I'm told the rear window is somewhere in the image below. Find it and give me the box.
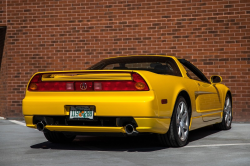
[87,56,182,77]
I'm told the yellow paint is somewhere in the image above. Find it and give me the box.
[42,73,133,81]
[24,116,34,128]
[202,112,222,122]
[135,118,171,134]
[46,125,126,133]
[189,118,192,130]
[22,55,231,134]
[196,82,222,120]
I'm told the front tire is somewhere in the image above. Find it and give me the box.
[44,131,76,143]
[158,96,190,147]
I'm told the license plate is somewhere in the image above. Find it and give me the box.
[69,106,94,120]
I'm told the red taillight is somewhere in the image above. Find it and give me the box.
[28,74,41,91]
[132,73,148,90]
[30,81,73,91]
[30,74,42,83]
[28,72,149,91]
[132,73,145,82]
[92,73,149,91]
[94,81,136,91]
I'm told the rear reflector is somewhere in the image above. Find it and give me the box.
[161,99,168,104]
[28,72,149,91]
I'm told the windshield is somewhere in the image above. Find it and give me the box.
[87,56,182,77]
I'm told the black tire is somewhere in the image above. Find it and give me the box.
[214,94,232,130]
[44,131,76,143]
[158,96,190,147]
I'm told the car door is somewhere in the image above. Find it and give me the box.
[196,81,222,121]
[179,60,222,122]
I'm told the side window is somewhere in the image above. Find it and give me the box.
[178,59,210,83]
[182,65,202,82]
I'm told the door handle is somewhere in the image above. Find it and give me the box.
[198,83,200,86]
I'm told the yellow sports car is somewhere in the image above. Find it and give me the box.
[22,55,232,147]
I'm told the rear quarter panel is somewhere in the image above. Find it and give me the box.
[214,83,232,111]
[135,71,200,119]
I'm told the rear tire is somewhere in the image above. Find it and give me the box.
[44,131,76,143]
[158,96,190,147]
[214,95,232,130]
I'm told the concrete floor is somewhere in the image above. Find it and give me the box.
[0,119,250,166]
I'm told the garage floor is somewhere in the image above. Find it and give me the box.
[0,119,249,166]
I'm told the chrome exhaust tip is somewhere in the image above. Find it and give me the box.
[36,121,45,131]
[125,124,137,135]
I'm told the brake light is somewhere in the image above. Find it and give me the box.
[30,74,42,83]
[92,73,149,91]
[28,74,41,91]
[28,72,149,91]
[94,81,135,91]
[132,73,148,91]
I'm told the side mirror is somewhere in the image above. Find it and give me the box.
[210,75,222,84]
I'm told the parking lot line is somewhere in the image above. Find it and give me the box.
[8,120,26,126]
[7,120,250,149]
[185,143,250,148]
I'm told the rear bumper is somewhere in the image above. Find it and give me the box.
[24,116,170,134]
[22,91,158,117]
[23,91,171,134]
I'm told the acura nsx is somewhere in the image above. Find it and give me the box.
[22,55,232,147]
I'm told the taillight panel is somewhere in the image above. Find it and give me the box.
[28,72,149,91]
[94,81,136,91]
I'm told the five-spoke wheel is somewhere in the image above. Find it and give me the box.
[176,101,189,141]
[224,97,232,128]
[158,96,190,147]
[214,94,232,130]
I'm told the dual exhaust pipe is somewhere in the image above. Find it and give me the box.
[124,124,138,135]
[36,121,46,131]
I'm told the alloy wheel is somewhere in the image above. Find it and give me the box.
[224,97,232,127]
[176,101,189,141]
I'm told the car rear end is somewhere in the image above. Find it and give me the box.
[22,70,168,135]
